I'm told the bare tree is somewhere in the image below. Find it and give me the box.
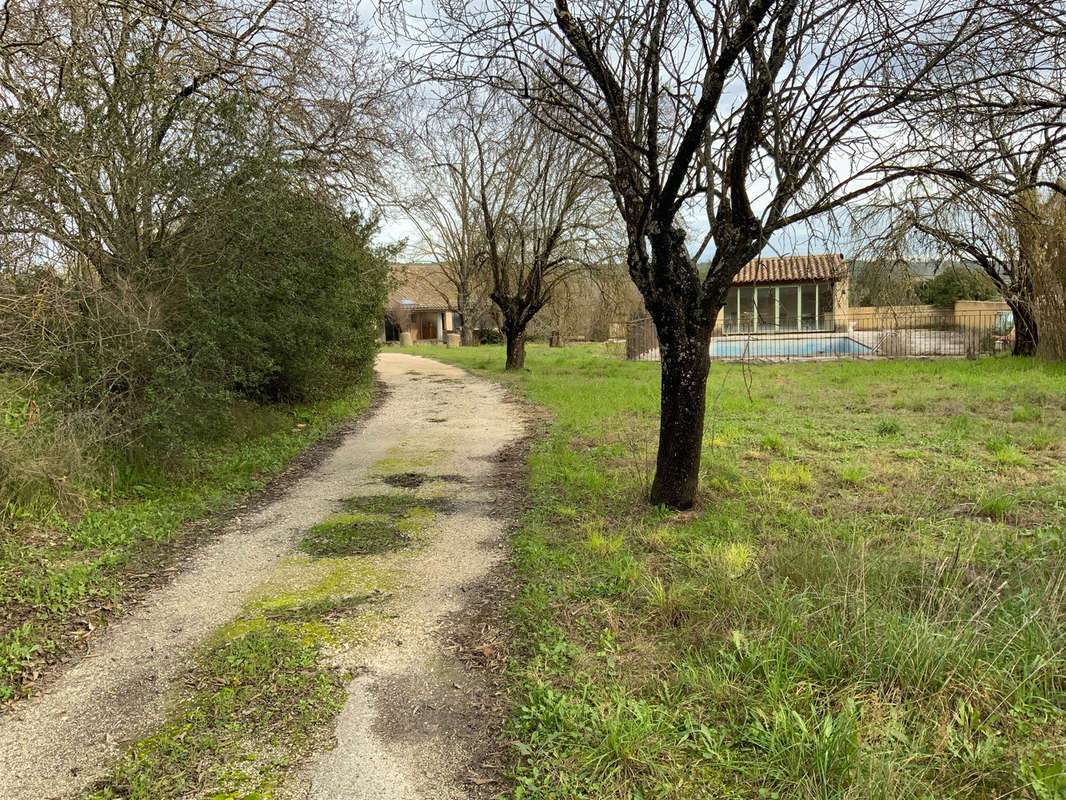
[402,0,1062,507]
[856,75,1066,356]
[531,268,640,341]
[400,103,494,346]
[0,0,400,287]
[473,101,612,369]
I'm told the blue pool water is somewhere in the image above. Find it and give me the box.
[711,336,872,358]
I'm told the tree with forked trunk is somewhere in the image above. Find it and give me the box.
[400,0,1065,507]
[451,96,613,369]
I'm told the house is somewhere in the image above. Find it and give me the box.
[717,253,850,334]
[385,264,461,342]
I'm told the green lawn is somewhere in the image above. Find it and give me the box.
[398,343,1066,800]
[0,373,375,702]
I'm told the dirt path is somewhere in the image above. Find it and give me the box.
[0,353,525,800]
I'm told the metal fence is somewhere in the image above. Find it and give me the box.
[625,308,1016,362]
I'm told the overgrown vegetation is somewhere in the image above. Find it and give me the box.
[0,376,375,702]
[299,493,447,557]
[1,168,391,450]
[0,4,395,699]
[915,268,1000,307]
[405,343,1066,799]
[1,0,398,447]
[0,25,393,701]
[82,545,398,799]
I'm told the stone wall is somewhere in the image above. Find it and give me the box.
[845,300,1010,331]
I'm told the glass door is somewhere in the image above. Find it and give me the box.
[755,287,776,332]
[778,286,799,331]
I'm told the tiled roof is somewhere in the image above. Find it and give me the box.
[388,264,456,311]
[732,253,847,285]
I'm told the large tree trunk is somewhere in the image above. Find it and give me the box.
[458,306,476,346]
[648,322,712,509]
[1007,297,1038,356]
[504,326,527,369]
[457,290,477,346]
[639,230,723,509]
[460,322,476,347]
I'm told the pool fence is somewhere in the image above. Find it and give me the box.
[625,305,1016,362]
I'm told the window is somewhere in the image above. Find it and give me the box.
[738,287,756,333]
[755,287,775,330]
[818,286,834,330]
[723,282,835,334]
[779,286,799,330]
[724,287,739,332]
[800,284,818,330]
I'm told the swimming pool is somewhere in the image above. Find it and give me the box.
[710,335,873,358]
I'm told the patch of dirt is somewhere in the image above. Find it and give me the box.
[341,494,455,515]
[434,473,470,484]
[382,471,431,488]
[436,563,519,797]
[381,471,474,489]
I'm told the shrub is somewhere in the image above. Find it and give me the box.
[915,268,999,306]
[177,175,391,406]
[0,172,391,452]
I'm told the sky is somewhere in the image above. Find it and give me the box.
[375,198,852,265]
[361,1,941,268]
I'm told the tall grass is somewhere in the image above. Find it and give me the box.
[0,370,376,701]
[403,343,1066,799]
[1,382,97,522]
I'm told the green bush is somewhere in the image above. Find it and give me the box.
[915,268,999,306]
[176,175,391,407]
[0,168,391,451]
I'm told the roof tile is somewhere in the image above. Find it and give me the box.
[732,254,846,285]
[388,264,456,310]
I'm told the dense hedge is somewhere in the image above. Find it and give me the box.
[914,269,998,306]
[1,172,391,451]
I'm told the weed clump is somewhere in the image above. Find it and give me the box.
[876,418,902,436]
[382,471,429,488]
[974,490,1019,519]
[84,629,345,799]
[300,493,449,557]
[300,515,409,557]
[1011,404,1042,423]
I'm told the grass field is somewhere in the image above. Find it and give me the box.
[0,373,376,703]
[398,344,1066,800]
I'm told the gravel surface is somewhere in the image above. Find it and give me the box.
[0,352,525,800]
[285,353,525,800]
